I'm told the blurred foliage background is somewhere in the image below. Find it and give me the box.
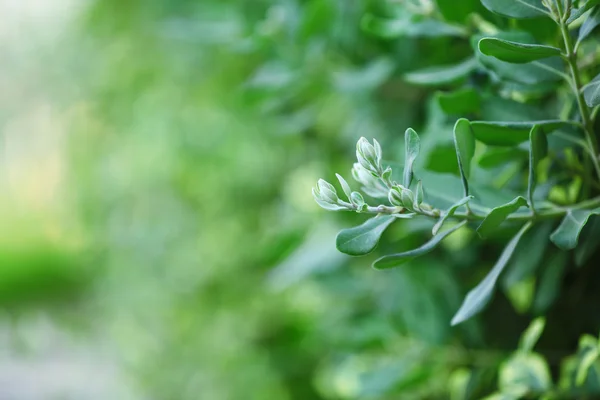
[2,0,598,399]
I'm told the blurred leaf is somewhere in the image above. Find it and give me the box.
[373,221,467,269]
[519,317,546,352]
[476,197,528,238]
[404,58,477,86]
[336,215,396,256]
[568,1,600,23]
[583,72,600,107]
[436,0,479,22]
[503,222,553,287]
[533,251,567,313]
[575,217,600,266]
[479,37,561,63]
[550,209,600,250]
[578,7,600,44]
[469,120,570,146]
[404,128,421,188]
[478,147,528,169]
[528,125,548,211]
[453,119,475,196]
[361,14,465,38]
[451,222,532,325]
[432,196,473,235]
[481,0,549,18]
[499,353,552,397]
[437,88,481,115]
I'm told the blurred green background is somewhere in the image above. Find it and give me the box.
[0,0,531,399]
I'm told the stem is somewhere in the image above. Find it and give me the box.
[559,20,600,184]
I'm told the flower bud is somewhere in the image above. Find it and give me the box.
[356,137,381,174]
[350,191,365,207]
[317,179,339,203]
[388,187,403,207]
[388,185,414,209]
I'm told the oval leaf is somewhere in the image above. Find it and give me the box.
[437,88,481,115]
[404,57,477,86]
[550,208,600,250]
[404,128,420,188]
[478,37,561,64]
[470,120,570,146]
[451,222,532,325]
[477,196,528,238]
[336,215,396,256]
[453,118,475,196]
[373,220,467,269]
[481,0,548,19]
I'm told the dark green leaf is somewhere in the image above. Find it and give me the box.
[578,7,600,44]
[477,196,528,238]
[575,218,600,266]
[432,196,473,235]
[436,0,479,22]
[533,251,567,313]
[528,125,548,211]
[503,222,553,287]
[550,208,600,250]
[584,72,600,107]
[479,38,561,64]
[373,221,467,269]
[361,14,465,39]
[481,0,549,19]
[336,215,396,256]
[453,119,475,196]
[470,120,570,146]
[519,317,545,352]
[404,128,420,188]
[451,222,532,325]
[436,88,481,115]
[404,58,477,86]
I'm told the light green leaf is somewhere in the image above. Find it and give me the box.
[414,180,424,208]
[404,128,420,188]
[576,347,600,386]
[477,196,528,238]
[584,72,600,107]
[550,208,600,250]
[336,173,352,202]
[336,215,396,256]
[432,196,473,235]
[578,7,600,44]
[373,220,467,269]
[436,88,481,115]
[481,0,549,19]
[528,125,548,211]
[404,58,477,86]
[568,0,600,24]
[499,353,552,396]
[451,222,532,325]
[453,119,475,197]
[470,120,570,146]
[361,14,465,39]
[479,38,561,64]
[519,317,546,352]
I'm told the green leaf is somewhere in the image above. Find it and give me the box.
[432,196,473,235]
[404,128,420,188]
[503,222,553,287]
[404,58,477,86]
[414,180,424,208]
[499,353,552,396]
[575,218,600,266]
[481,0,549,19]
[528,125,548,211]
[550,208,600,250]
[336,215,396,256]
[470,120,570,146]
[519,317,546,352]
[373,220,467,269]
[436,88,481,115]
[361,14,465,39]
[478,147,528,169]
[453,119,475,197]
[451,222,532,325]
[477,197,528,238]
[584,72,600,107]
[578,7,600,44]
[568,1,600,24]
[479,38,561,64]
[576,347,600,386]
[436,0,479,22]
